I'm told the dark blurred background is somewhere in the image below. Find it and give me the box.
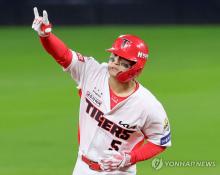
[1,0,220,25]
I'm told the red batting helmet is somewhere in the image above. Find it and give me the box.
[107,34,149,83]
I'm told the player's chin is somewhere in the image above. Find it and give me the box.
[109,68,119,77]
[108,67,119,77]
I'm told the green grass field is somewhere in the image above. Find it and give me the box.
[0,25,219,175]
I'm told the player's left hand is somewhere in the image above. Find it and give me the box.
[99,150,132,171]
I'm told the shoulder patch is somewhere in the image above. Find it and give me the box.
[163,118,170,132]
[76,52,85,62]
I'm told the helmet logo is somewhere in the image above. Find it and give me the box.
[137,51,148,59]
[121,38,131,48]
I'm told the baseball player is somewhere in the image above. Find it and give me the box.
[32,7,171,175]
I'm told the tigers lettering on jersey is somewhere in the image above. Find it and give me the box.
[85,98,135,140]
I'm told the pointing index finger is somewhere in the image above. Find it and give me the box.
[33,7,39,18]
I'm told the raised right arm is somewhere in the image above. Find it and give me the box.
[40,34,72,68]
[32,7,72,68]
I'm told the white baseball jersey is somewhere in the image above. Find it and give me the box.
[64,51,171,175]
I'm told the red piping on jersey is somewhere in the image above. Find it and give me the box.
[77,89,82,145]
[78,89,82,98]
[78,124,80,145]
[40,34,72,68]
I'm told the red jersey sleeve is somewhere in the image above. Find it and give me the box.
[40,34,72,68]
[130,141,166,164]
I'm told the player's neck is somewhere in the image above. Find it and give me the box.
[109,76,136,97]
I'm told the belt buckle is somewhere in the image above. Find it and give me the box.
[89,161,101,171]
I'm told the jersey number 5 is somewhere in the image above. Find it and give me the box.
[109,139,122,151]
